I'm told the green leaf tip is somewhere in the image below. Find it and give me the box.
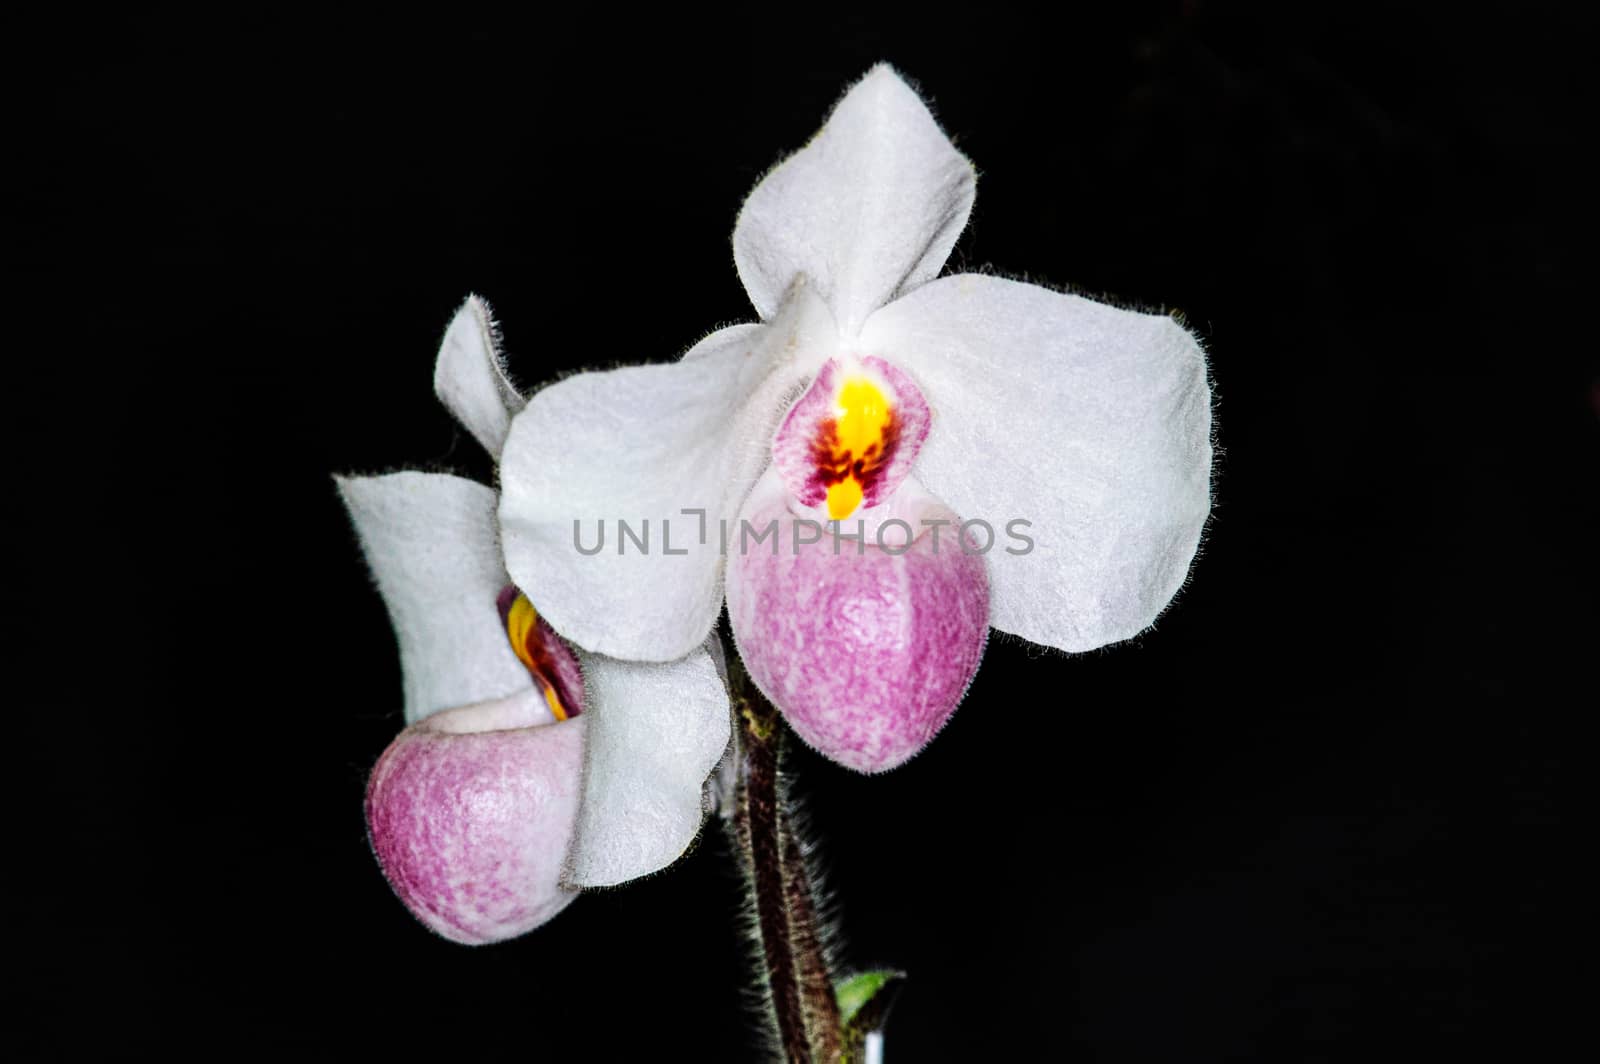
[835,969,906,1028]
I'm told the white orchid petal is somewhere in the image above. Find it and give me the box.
[434,294,524,456]
[337,471,527,722]
[563,643,732,888]
[499,283,837,662]
[734,64,975,336]
[860,275,1213,652]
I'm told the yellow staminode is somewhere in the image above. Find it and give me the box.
[825,376,893,520]
[504,592,571,722]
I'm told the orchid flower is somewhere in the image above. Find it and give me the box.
[496,66,1214,774]
[337,298,733,942]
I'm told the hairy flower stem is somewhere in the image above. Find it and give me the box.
[734,692,844,1062]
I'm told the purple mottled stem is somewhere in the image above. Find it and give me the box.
[735,694,843,1062]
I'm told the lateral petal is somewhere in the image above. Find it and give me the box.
[562,644,732,888]
[498,283,837,661]
[860,274,1213,651]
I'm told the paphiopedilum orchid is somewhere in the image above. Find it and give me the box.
[497,66,1214,772]
[338,298,732,943]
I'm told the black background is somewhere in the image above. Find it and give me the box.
[19,6,1592,1060]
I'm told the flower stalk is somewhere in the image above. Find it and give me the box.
[729,668,909,1062]
[734,688,844,1061]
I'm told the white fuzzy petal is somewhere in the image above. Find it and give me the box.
[733,64,975,336]
[563,643,732,888]
[433,294,524,457]
[498,282,837,662]
[336,471,527,722]
[860,275,1214,652]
